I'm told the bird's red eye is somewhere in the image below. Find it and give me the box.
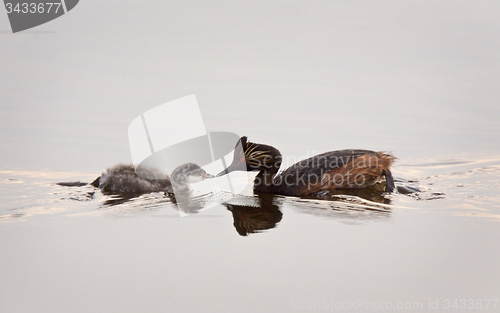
[240,157,244,163]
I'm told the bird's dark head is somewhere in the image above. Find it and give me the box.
[217,136,282,177]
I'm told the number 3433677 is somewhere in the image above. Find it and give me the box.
[5,2,63,14]
[443,299,498,310]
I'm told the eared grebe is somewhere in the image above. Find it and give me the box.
[217,137,396,196]
[91,163,213,194]
[170,162,214,193]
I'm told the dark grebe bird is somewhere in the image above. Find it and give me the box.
[91,163,213,194]
[217,137,396,196]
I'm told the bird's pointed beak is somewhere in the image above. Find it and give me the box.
[204,172,215,179]
[216,167,231,177]
[216,162,243,177]
[216,170,227,177]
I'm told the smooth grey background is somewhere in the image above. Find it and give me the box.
[1,3,500,313]
[1,1,499,173]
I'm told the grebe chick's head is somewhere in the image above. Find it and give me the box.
[216,136,282,177]
[170,163,214,192]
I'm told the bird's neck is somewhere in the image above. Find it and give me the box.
[253,160,282,194]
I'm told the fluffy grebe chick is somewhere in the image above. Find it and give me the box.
[91,163,213,194]
[170,163,214,193]
[217,137,396,196]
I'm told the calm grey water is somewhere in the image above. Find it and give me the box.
[1,2,500,312]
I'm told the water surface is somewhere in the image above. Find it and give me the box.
[1,156,499,312]
[1,1,500,312]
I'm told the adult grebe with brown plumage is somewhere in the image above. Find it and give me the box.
[217,137,396,196]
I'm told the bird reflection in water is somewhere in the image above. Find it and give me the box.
[305,183,392,204]
[287,194,392,222]
[82,149,397,230]
[224,193,283,236]
[224,189,393,236]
